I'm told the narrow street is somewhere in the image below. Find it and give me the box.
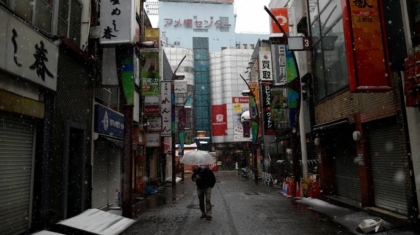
[122,171,353,235]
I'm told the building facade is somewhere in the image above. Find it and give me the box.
[267,0,419,220]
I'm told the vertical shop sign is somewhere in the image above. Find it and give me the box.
[262,83,275,135]
[161,81,172,136]
[212,104,227,136]
[342,0,391,92]
[271,44,287,85]
[100,0,135,44]
[259,51,273,82]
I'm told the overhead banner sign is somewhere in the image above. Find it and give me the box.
[259,51,273,82]
[212,104,227,136]
[0,7,58,91]
[342,0,392,92]
[100,0,135,44]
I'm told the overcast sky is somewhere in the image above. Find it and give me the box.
[234,0,271,34]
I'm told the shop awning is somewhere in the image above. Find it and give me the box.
[312,117,350,131]
[98,135,124,148]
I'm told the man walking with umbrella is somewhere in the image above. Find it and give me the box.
[191,165,216,220]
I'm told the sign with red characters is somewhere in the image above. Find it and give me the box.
[342,0,392,92]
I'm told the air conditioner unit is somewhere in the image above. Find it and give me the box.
[174,41,180,46]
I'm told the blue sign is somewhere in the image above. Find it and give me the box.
[94,104,124,138]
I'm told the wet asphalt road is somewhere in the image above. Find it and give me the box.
[121,171,353,235]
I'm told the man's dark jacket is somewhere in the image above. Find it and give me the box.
[191,167,216,189]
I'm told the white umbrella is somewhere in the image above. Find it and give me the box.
[180,150,216,165]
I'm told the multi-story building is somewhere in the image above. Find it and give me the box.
[157,0,269,170]
[0,0,94,233]
[268,0,419,221]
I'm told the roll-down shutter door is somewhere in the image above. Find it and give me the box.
[368,118,407,215]
[0,115,34,235]
[334,139,361,201]
[92,140,121,209]
[93,141,109,209]
[107,147,121,205]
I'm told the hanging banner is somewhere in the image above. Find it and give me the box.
[160,81,172,136]
[118,46,135,105]
[212,104,227,136]
[342,0,392,92]
[286,46,298,129]
[100,0,135,44]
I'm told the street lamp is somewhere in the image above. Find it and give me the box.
[240,74,259,183]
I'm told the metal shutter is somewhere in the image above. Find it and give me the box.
[92,141,109,209]
[368,119,407,215]
[0,115,34,235]
[107,147,121,206]
[334,138,361,201]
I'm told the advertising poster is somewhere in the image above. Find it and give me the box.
[212,104,227,136]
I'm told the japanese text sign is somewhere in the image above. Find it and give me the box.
[100,0,135,44]
[160,81,172,136]
[342,0,392,92]
[0,8,58,91]
[259,51,273,82]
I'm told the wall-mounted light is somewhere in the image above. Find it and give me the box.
[314,136,320,146]
[353,131,361,142]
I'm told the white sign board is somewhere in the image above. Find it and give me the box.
[174,80,187,93]
[259,51,273,82]
[0,7,58,91]
[146,133,161,147]
[160,81,172,136]
[100,0,136,44]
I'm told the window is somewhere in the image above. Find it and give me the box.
[5,0,82,47]
[309,0,348,101]
[57,0,82,47]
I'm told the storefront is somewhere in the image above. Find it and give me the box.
[0,6,58,233]
[366,117,408,215]
[92,104,124,209]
